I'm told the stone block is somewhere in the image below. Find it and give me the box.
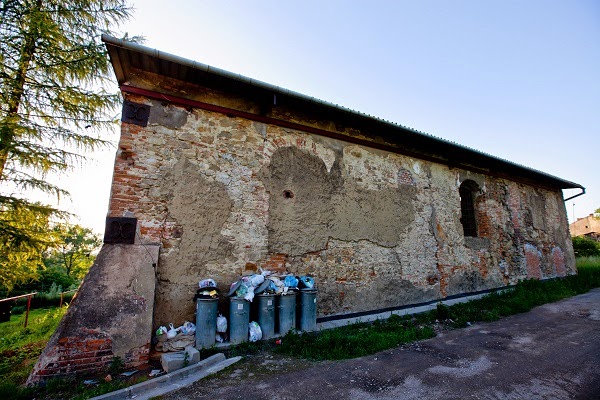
[160,346,200,373]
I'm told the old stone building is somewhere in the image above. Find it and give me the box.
[570,214,600,240]
[29,36,583,382]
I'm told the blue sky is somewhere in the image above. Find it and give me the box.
[59,0,599,233]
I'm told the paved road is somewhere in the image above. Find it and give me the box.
[166,288,600,400]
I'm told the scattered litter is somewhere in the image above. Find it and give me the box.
[104,374,112,382]
[249,321,262,342]
[217,314,228,333]
[275,339,282,345]
[149,369,163,377]
[156,326,167,336]
[180,321,196,335]
[120,370,138,377]
[83,379,99,385]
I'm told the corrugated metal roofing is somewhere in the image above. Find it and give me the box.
[102,35,583,191]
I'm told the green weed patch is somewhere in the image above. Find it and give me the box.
[277,315,435,360]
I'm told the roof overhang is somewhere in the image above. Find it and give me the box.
[102,35,584,192]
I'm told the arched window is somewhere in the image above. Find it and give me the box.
[459,180,479,237]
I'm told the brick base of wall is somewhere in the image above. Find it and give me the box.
[28,329,114,382]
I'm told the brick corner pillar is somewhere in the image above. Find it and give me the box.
[27,244,159,385]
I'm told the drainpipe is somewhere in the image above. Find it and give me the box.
[564,187,585,202]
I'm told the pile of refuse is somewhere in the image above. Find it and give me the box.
[155,321,196,352]
[227,271,315,302]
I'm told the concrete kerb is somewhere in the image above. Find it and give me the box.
[316,289,510,330]
[90,353,240,400]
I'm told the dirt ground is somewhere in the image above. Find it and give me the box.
[164,288,600,400]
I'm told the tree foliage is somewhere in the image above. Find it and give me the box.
[0,201,58,290]
[44,223,101,280]
[572,236,600,258]
[0,0,132,244]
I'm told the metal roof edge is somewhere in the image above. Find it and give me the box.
[101,35,584,191]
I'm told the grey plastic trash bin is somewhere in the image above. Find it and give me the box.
[298,289,317,332]
[256,294,275,339]
[195,298,218,348]
[277,292,296,335]
[229,297,250,344]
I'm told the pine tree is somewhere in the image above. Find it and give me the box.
[0,0,133,288]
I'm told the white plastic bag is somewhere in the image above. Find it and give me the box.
[181,321,196,335]
[156,325,168,336]
[244,285,255,302]
[249,274,265,287]
[216,314,228,333]
[249,321,262,342]
[166,323,178,339]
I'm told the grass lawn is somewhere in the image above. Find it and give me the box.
[0,307,66,399]
[1,257,598,399]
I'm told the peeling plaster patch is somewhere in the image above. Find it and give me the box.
[260,146,336,256]
[261,146,417,256]
[332,185,416,247]
[154,157,234,326]
[428,355,493,378]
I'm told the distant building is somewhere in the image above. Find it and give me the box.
[570,214,600,240]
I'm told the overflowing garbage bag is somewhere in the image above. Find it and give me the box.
[298,276,315,289]
[228,271,271,302]
[283,275,299,289]
[227,272,315,300]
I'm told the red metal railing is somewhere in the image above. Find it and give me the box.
[0,292,37,327]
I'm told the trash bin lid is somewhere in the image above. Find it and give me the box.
[254,279,272,294]
[227,280,242,297]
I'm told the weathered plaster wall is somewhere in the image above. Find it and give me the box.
[108,93,575,327]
